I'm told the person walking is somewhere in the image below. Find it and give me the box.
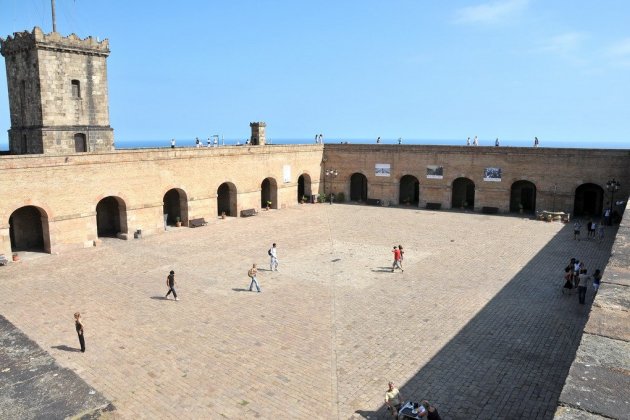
[473,135,478,146]
[398,245,405,270]
[248,263,261,292]
[170,138,175,149]
[195,137,201,148]
[577,269,590,304]
[376,136,381,144]
[392,246,403,273]
[74,312,85,353]
[573,220,582,240]
[207,137,211,147]
[534,136,539,147]
[466,137,471,146]
[269,243,279,271]
[597,222,605,243]
[165,270,178,301]
[495,138,500,146]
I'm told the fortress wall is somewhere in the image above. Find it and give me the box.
[0,145,323,254]
[324,145,630,211]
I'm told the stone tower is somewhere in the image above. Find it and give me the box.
[0,27,114,154]
[249,121,266,145]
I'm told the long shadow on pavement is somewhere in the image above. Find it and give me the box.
[373,222,616,419]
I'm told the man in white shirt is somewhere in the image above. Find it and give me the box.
[269,243,279,271]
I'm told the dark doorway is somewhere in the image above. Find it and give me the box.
[399,175,420,205]
[350,173,368,201]
[297,174,312,203]
[574,183,604,217]
[74,133,87,153]
[510,181,537,213]
[217,182,237,216]
[96,196,127,237]
[261,178,278,209]
[451,177,475,209]
[163,188,188,226]
[9,206,50,253]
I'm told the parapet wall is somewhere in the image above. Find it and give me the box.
[0,27,110,57]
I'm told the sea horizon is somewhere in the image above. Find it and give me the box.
[111,138,630,150]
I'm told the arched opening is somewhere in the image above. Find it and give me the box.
[261,178,278,209]
[217,182,237,216]
[451,177,475,209]
[163,188,189,226]
[350,173,368,202]
[297,174,312,202]
[9,206,51,253]
[399,175,420,205]
[510,181,537,213]
[96,196,127,237]
[574,183,604,217]
[74,133,87,153]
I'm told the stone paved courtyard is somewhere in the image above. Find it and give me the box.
[0,205,616,419]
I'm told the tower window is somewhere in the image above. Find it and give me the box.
[71,80,81,98]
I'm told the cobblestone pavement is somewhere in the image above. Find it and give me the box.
[0,205,616,419]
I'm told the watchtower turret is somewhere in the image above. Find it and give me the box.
[249,121,266,145]
[0,27,114,154]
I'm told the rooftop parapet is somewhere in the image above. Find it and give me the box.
[0,27,109,57]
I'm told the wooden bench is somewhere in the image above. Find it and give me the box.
[240,209,258,217]
[426,202,442,210]
[189,218,207,228]
[482,206,499,214]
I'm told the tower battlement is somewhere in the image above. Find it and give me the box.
[1,27,109,57]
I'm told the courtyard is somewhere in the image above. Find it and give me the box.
[0,204,616,419]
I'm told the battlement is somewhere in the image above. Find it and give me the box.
[0,27,109,57]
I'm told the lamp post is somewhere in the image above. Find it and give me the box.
[325,169,338,203]
[606,178,621,225]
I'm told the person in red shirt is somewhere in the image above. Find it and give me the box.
[392,246,403,273]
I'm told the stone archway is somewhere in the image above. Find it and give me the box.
[350,173,368,202]
[399,175,420,205]
[261,178,278,209]
[574,183,604,217]
[163,188,189,226]
[298,174,312,203]
[217,182,237,216]
[9,205,51,253]
[96,196,127,237]
[510,181,537,213]
[451,177,475,209]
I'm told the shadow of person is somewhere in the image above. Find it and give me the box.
[149,296,168,300]
[232,288,252,292]
[51,344,81,352]
[371,267,394,273]
[354,407,384,418]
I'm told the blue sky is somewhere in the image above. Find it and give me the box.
[1,0,630,147]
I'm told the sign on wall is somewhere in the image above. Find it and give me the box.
[426,165,444,179]
[283,165,291,183]
[483,167,502,182]
[375,163,391,177]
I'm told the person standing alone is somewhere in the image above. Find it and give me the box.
[248,263,261,292]
[269,243,279,271]
[74,312,85,353]
[165,270,178,301]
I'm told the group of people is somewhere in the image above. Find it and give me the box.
[392,245,404,273]
[573,219,605,242]
[170,137,222,148]
[385,381,441,419]
[563,258,602,304]
[465,136,540,147]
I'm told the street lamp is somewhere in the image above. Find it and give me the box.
[606,178,621,225]
[325,169,338,202]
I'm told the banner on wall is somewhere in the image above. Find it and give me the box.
[283,165,291,183]
[375,163,391,177]
[483,167,501,182]
[426,165,444,179]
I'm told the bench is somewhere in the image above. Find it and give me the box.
[426,202,442,210]
[240,209,257,217]
[482,206,499,214]
[189,218,207,228]
[0,254,8,266]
